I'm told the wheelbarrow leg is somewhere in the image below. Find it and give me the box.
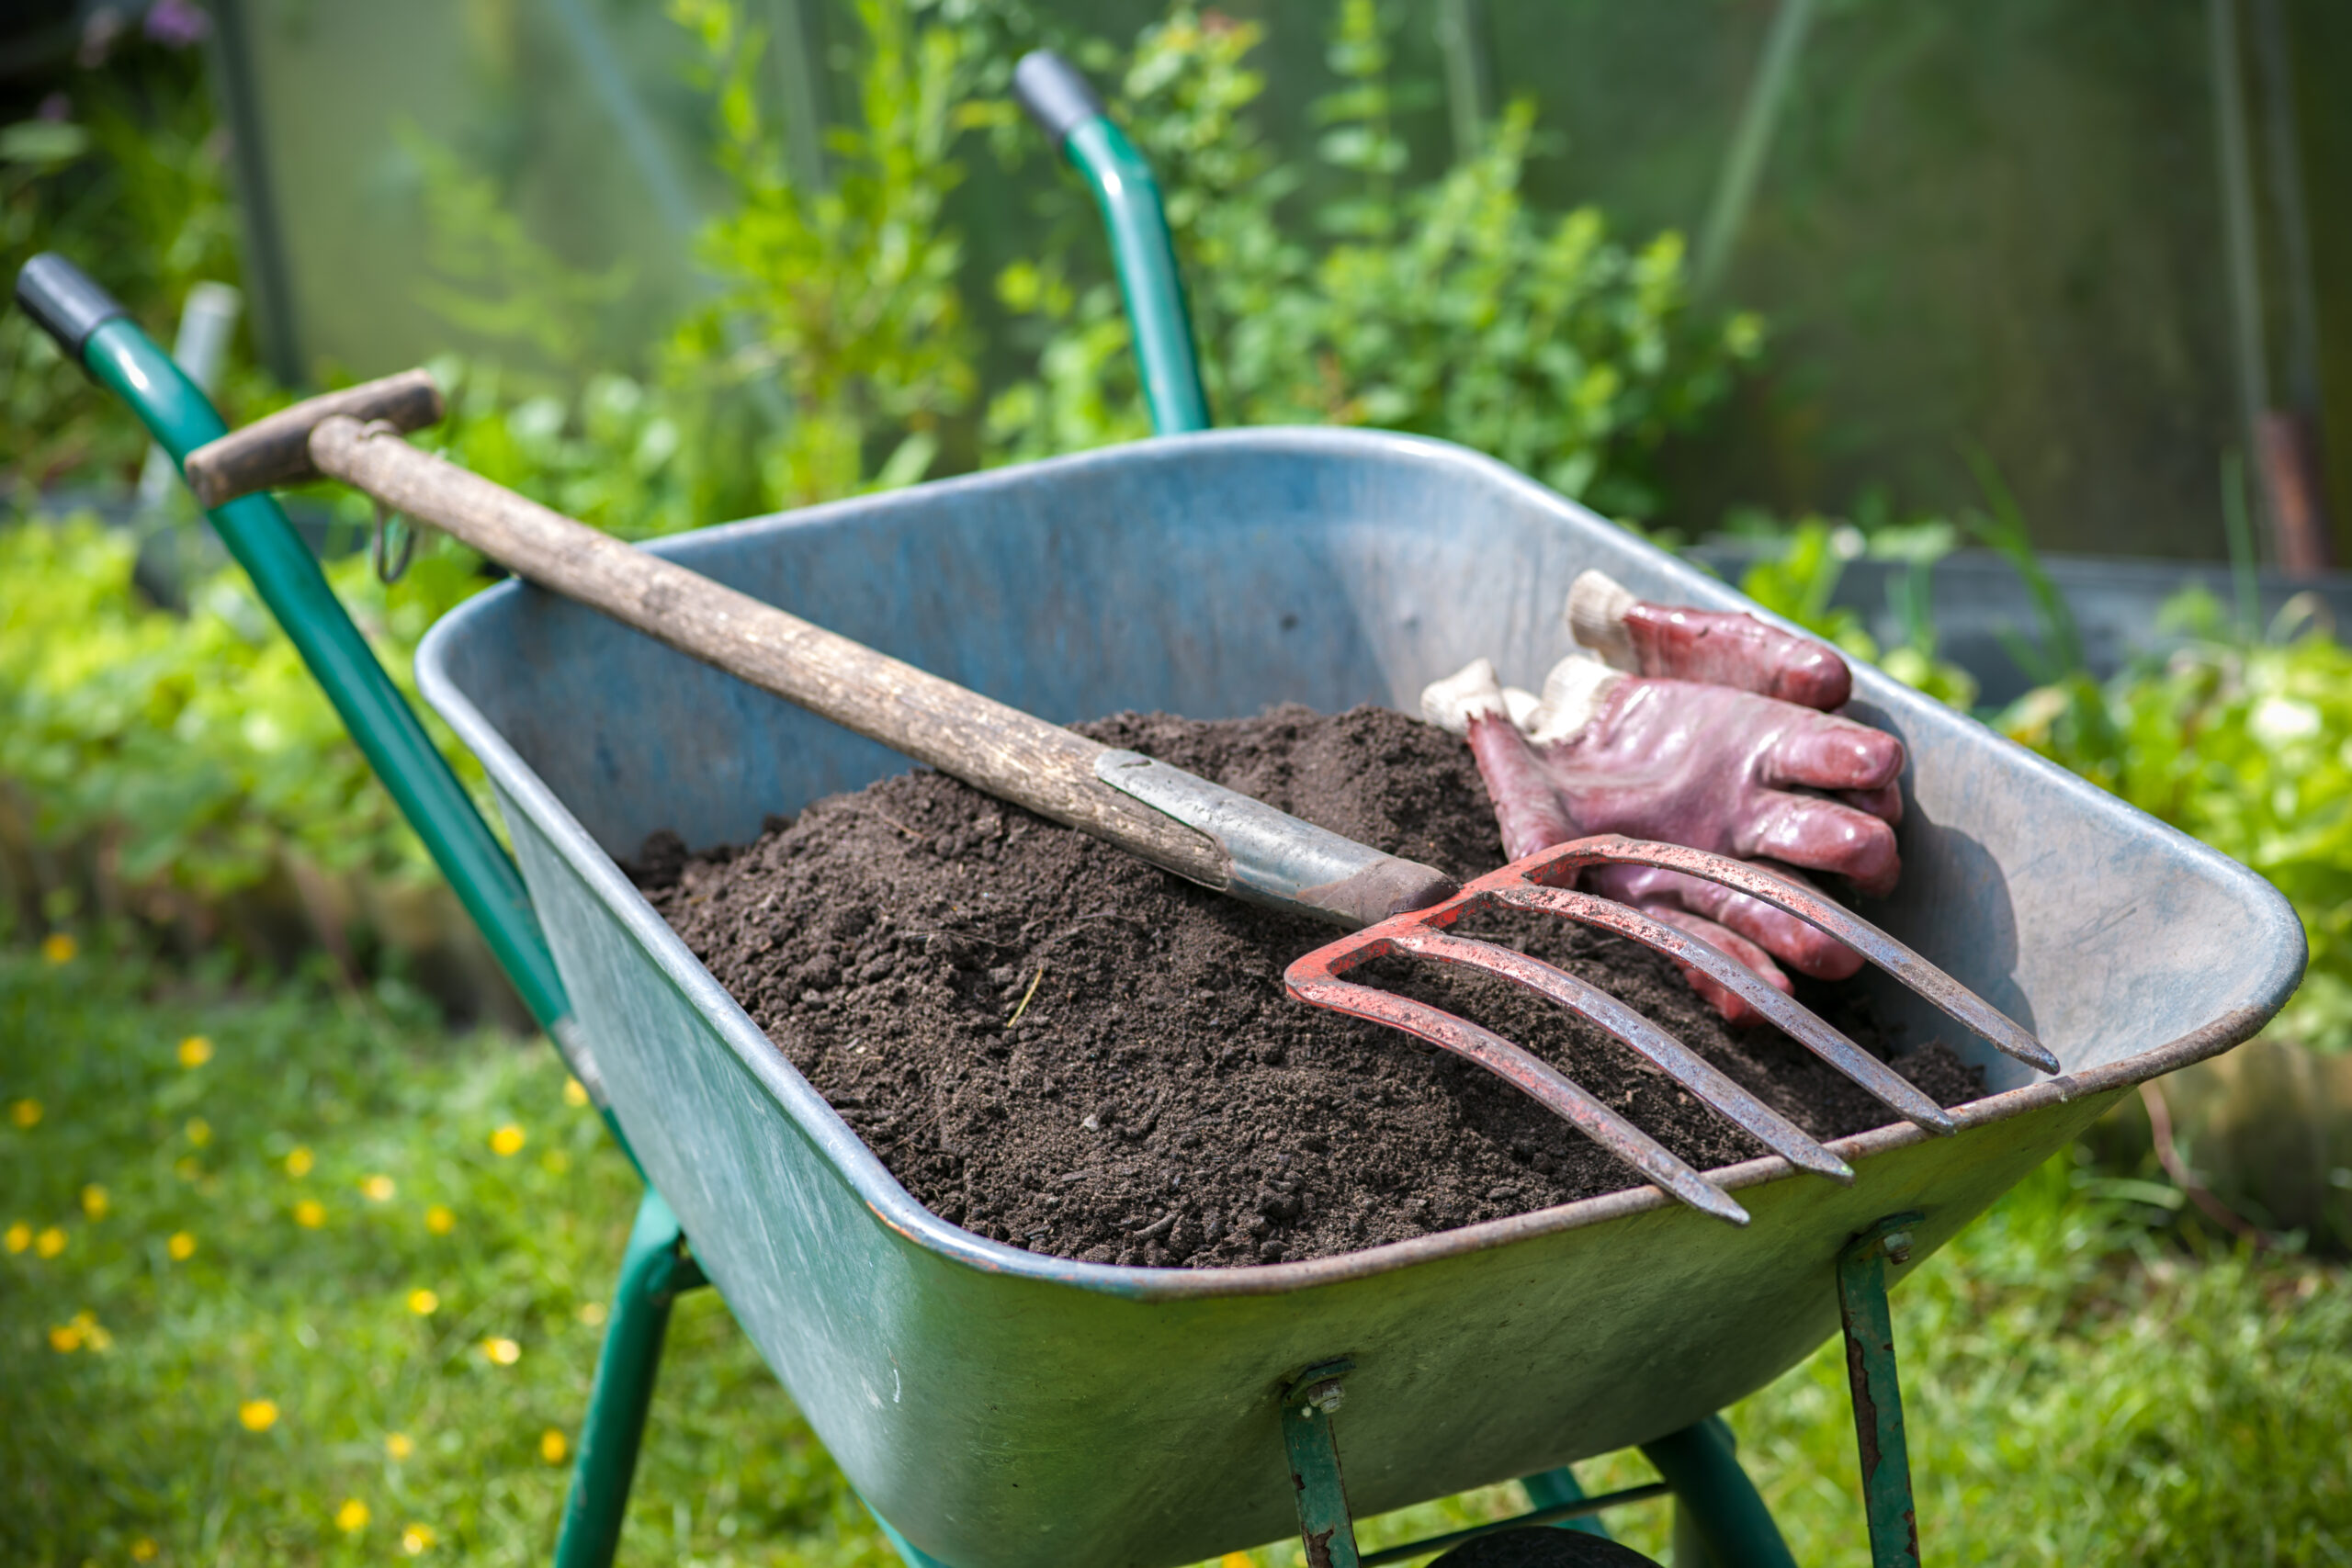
[1520,1465,1614,1540]
[1836,1214,1924,1568]
[1639,1416,1796,1568]
[1280,1359,1363,1568]
[552,1188,708,1568]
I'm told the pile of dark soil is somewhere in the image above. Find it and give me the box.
[637,705,1977,1269]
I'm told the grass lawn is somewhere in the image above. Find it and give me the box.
[4,937,2348,1566]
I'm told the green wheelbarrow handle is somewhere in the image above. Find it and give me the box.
[1013,51,1212,436]
[10,254,636,1154]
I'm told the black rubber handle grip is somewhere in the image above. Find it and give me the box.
[1012,51,1104,144]
[15,253,130,361]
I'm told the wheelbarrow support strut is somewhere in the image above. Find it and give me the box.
[554,1190,707,1568]
[1272,1214,1923,1568]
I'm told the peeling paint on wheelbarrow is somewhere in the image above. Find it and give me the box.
[414,428,2304,1568]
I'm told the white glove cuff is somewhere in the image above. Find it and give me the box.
[1525,653,1624,745]
[1566,569,1640,671]
[1419,658,1510,736]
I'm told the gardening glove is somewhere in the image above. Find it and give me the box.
[1420,639,1905,1024]
[1566,568,1853,711]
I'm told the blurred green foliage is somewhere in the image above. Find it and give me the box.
[1727,512,1982,710]
[988,4,1758,517]
[0,943,891,1567]
[0,517,486,897]
[3,34,254,493]
[8,947,2347,1564]
[0,0,1758,955]
[2001,593,2352,1056]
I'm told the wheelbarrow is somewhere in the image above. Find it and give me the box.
[17,49,2306,1566]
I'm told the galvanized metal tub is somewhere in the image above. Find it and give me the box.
[414,429,2304,1568]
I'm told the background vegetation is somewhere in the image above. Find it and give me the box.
[4,1,2348,1564]
[6,943,2346,1566]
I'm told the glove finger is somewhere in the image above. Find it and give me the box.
[1638,904,1792,1026]
[1624,605,1854,710]
[1466,716,1580,861]
[1588,862,1864,981]
[1762,715,1905,794]
[1423,658,1581,861]
[1739,795,1901,898]
[1838,783,1904,826]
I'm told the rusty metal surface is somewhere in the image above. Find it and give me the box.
[416,427,2306,1568]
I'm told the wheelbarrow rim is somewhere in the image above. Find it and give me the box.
[414,425,2307,1304]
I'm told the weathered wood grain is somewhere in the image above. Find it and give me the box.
[185,369,444,508]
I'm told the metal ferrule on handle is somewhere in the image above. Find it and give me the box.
[1094,750,1459,927]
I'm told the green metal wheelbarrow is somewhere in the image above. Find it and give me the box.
[16,51,2306,1568]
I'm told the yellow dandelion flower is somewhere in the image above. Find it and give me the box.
[424,1205,454,1235]
[35,1226,64,1258]
[5,1221,28,1253]
[1222,1554,1255,1568]
[40,931,76,964]
[481,1337,521,1366]
[284,1145,314,1178]
[538,1427,568,1464]
[48,1322,83,1352]
[361,1175,396,1202]
[293,1200,326,1229]
[238,1399,278,1431]
[401,1523,436,1554]
[80,1184,107,1221]
[489,1124,526,1157]
[177,1034,213,1068]
[186,1117,211,1146]
[167,1232,197,1261]
[334,1498,370,1533]
[131,1539,159,1562]
[9,1098,39,1128]
[386,1432,414,1461]
[578,1301,607,1326]
[408,1288,439,1315]
[562,1077,589,1108]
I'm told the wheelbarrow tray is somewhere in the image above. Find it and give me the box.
[415,429,2302,1568]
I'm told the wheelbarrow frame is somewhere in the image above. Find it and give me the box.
[17,54,2296,1568]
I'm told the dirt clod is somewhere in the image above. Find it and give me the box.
[642,705,1977,1269]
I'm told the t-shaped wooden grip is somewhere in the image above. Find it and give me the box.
[182,368,443,508]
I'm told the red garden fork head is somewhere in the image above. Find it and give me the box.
[1284,835,2058,1225]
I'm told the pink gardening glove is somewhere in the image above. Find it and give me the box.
[1423,572,1905,1023]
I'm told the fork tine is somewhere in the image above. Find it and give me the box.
[1526,838,2062,1076]
[1287,963,1751,1224]
[1386,928,1856,1180]
[1491,886,1957,1136]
